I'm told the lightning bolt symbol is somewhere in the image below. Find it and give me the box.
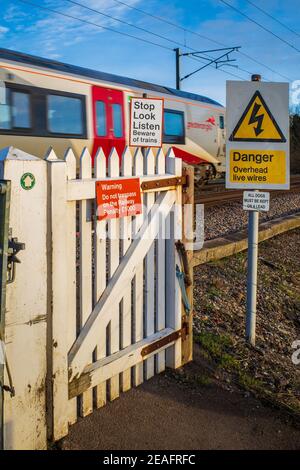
[248,102,264,136]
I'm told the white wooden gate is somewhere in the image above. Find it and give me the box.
[47,146,184,441]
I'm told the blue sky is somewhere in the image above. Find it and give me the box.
[0,0,299,106]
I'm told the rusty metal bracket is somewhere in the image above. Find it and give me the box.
[176,240,192,287]
[181,316,190,341]
[141,175,187,191]
[7,237,25,285]
[141,323,189,357]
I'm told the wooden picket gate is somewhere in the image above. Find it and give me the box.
[46,146,192,442]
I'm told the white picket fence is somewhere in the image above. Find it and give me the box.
[0,145,191,449]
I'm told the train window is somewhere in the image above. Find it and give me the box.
[11,91,31,128]
[219,115,225,130]
[163,109,185,144]
[0,84,87,138]
[0,89,10,129]
[47,94,83,135]
[112,103,123,138]
[96,101,107,136]
[0,89,31,129]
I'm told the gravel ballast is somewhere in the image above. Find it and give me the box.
[201,193,300,240]
[193,228,300,417]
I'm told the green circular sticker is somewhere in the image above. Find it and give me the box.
[20,173,35,190]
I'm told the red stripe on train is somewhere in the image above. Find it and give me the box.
[172,147,209,165]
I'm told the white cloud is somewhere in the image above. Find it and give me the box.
[4,0,144,58]
[0,26,9,36]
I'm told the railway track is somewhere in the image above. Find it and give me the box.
[195,175,300,207]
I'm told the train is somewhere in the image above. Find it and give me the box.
[0,48,226,184]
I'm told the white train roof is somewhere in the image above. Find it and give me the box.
[0,48,223,108]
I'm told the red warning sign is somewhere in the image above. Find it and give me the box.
[96,178,142,221]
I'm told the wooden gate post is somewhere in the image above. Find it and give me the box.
[0,147,48,450]
[165,149,182,369]
[45,148,76,442]
[181,165,194,365]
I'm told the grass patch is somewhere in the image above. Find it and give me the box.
[203,301,214,314]
[195,331,233,359]
[219,353,240,372]
[209,258,226,267]
[207,285,222,300]
[238,372,264,391]
[195,331,266,394]
[193,373,212,387]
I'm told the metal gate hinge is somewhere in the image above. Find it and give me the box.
[141,175,187,191]
[1,384,15,397]
[141,323,190,358]
[7,237,25,284]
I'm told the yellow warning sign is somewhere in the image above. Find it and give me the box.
[229,149,286,185]
[229,91,286,143]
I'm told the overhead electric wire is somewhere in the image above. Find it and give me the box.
[16,0,291,82]
[64,0,192,50]
[111,0,294,82]
[244,0,300,39]
[17,0,172,51]
[220,0,300,54]
[112,0,222,45]
[63,0,249,78]
[16,0,247,81]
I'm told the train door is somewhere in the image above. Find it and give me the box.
[91,86,125,160]
[217,113,226,171]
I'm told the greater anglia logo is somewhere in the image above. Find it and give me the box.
[206,116,216,125]
[187,116,216,131]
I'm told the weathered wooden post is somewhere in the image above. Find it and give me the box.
[0,147,48,450]
[181,165,194,365]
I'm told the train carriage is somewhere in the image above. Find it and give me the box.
[0,48,226,183]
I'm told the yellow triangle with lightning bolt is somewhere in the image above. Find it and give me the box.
[229,90,286,142]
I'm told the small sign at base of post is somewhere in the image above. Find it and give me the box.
[243,191,270,212]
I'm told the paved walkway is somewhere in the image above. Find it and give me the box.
[61,346,300,450]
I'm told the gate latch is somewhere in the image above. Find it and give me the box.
[7,237,25,284]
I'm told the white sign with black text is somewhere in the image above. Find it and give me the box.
[130,97,163,147]
[243,191,270,212]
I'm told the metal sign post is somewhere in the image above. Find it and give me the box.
[246,75,260,347]
[246,203,259,345]
[226,75,289,346]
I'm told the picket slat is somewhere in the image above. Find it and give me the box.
[45,149,70,441]
[107,148,120,401]
[94,148,107,408]
[79,148,93,416]
[155,149,166,373]
[143,149,156,380]
[165,149,182,370]
[120,147,133,392]
[64,149,78,424]
[132,148,144,386]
